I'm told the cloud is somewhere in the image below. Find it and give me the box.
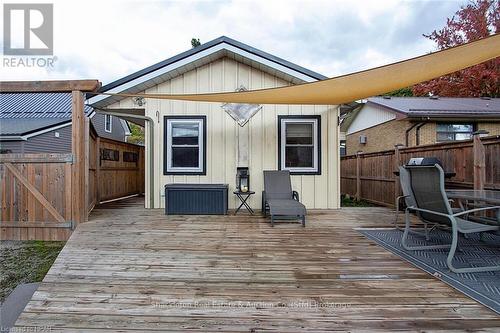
[0,0,460,83]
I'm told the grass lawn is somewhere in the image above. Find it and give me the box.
[341,195,376,207]
[0,240,65,303]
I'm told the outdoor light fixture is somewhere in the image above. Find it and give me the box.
[236,167,250,192]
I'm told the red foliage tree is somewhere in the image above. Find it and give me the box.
[412,0,499,97]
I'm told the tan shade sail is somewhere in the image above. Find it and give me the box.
[96,34,500,105]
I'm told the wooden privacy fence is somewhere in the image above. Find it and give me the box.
[1,138,144,241]
[87,135,145,211]
[0,154,74,240]
[341,135,500,207]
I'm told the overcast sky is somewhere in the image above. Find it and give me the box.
[1,0,463,84]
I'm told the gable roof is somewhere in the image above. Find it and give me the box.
[367,96,500,119]
[88,36,327,108]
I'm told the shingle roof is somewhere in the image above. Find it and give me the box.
[368,96,500,119]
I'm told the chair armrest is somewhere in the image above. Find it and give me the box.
[292,191,300,202]
[452,206,500,217]
[406,206,452,219]
[396,195,409,202]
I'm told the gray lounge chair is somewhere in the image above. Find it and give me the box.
[402,164,500,273]
[262,170,306,227]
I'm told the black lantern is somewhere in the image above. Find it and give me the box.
[236,167,250,192]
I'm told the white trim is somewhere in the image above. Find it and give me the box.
[165,118,204,173]
[104,114,113,133]
[88,42,318,105]
[0,136,25,141]
[119,119,131,136]
[280,118,319,173]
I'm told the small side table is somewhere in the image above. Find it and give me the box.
[234,191,255,215]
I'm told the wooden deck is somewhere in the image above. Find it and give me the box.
[14,197,499,332]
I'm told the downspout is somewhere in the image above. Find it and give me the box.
[93,108,155,209]
[415,121,428,146]
[405,122,420,147]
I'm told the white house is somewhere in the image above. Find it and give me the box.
[88,36,341,210]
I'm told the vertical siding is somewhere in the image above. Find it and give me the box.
[108,57,340,209]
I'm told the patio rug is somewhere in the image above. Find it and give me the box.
[358,228,500,314]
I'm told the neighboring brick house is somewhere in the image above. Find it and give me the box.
[0,92,131,154]
[343,97,500,155]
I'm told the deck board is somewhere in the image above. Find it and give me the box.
[14,197,499,331]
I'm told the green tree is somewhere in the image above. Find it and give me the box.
[191,38,201,48]
[127,122,144,145]
[385,87,414,97]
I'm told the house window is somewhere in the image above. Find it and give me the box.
[340,140,346,156]
[105,114,112,133]
[436,123,474,142]
[164,116,206,175]
[278,115,321,175]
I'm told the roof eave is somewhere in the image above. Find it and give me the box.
[89,36,327,107]
[406,114,500,121]
[98,36,326,93]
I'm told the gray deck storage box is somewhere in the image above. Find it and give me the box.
[165,184,228,215]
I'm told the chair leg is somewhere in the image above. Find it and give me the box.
[394,198,401,230]
[446,223,500,273]
[271,215,274,227]
[301,215,305,227]
[397,200,433,238]
[402,209,450,251]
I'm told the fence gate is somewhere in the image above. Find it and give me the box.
[0,154,74,240]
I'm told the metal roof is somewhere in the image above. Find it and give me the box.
[0,92,93,136]
[368,96,500,119]
[98,36,327,94]
[0,118,70,136]
[0,92,92,118]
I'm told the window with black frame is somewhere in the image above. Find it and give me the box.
[164,116,206,175]
[436,123,474,142]
[278,115,321,175]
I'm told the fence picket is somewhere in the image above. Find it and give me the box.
[341,136,500,207]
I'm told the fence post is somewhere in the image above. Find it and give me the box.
[394,144,404,208]
[71,91,86,225]
[473,130,488,191]
[96,136,101,203]
[355,151,362,201]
